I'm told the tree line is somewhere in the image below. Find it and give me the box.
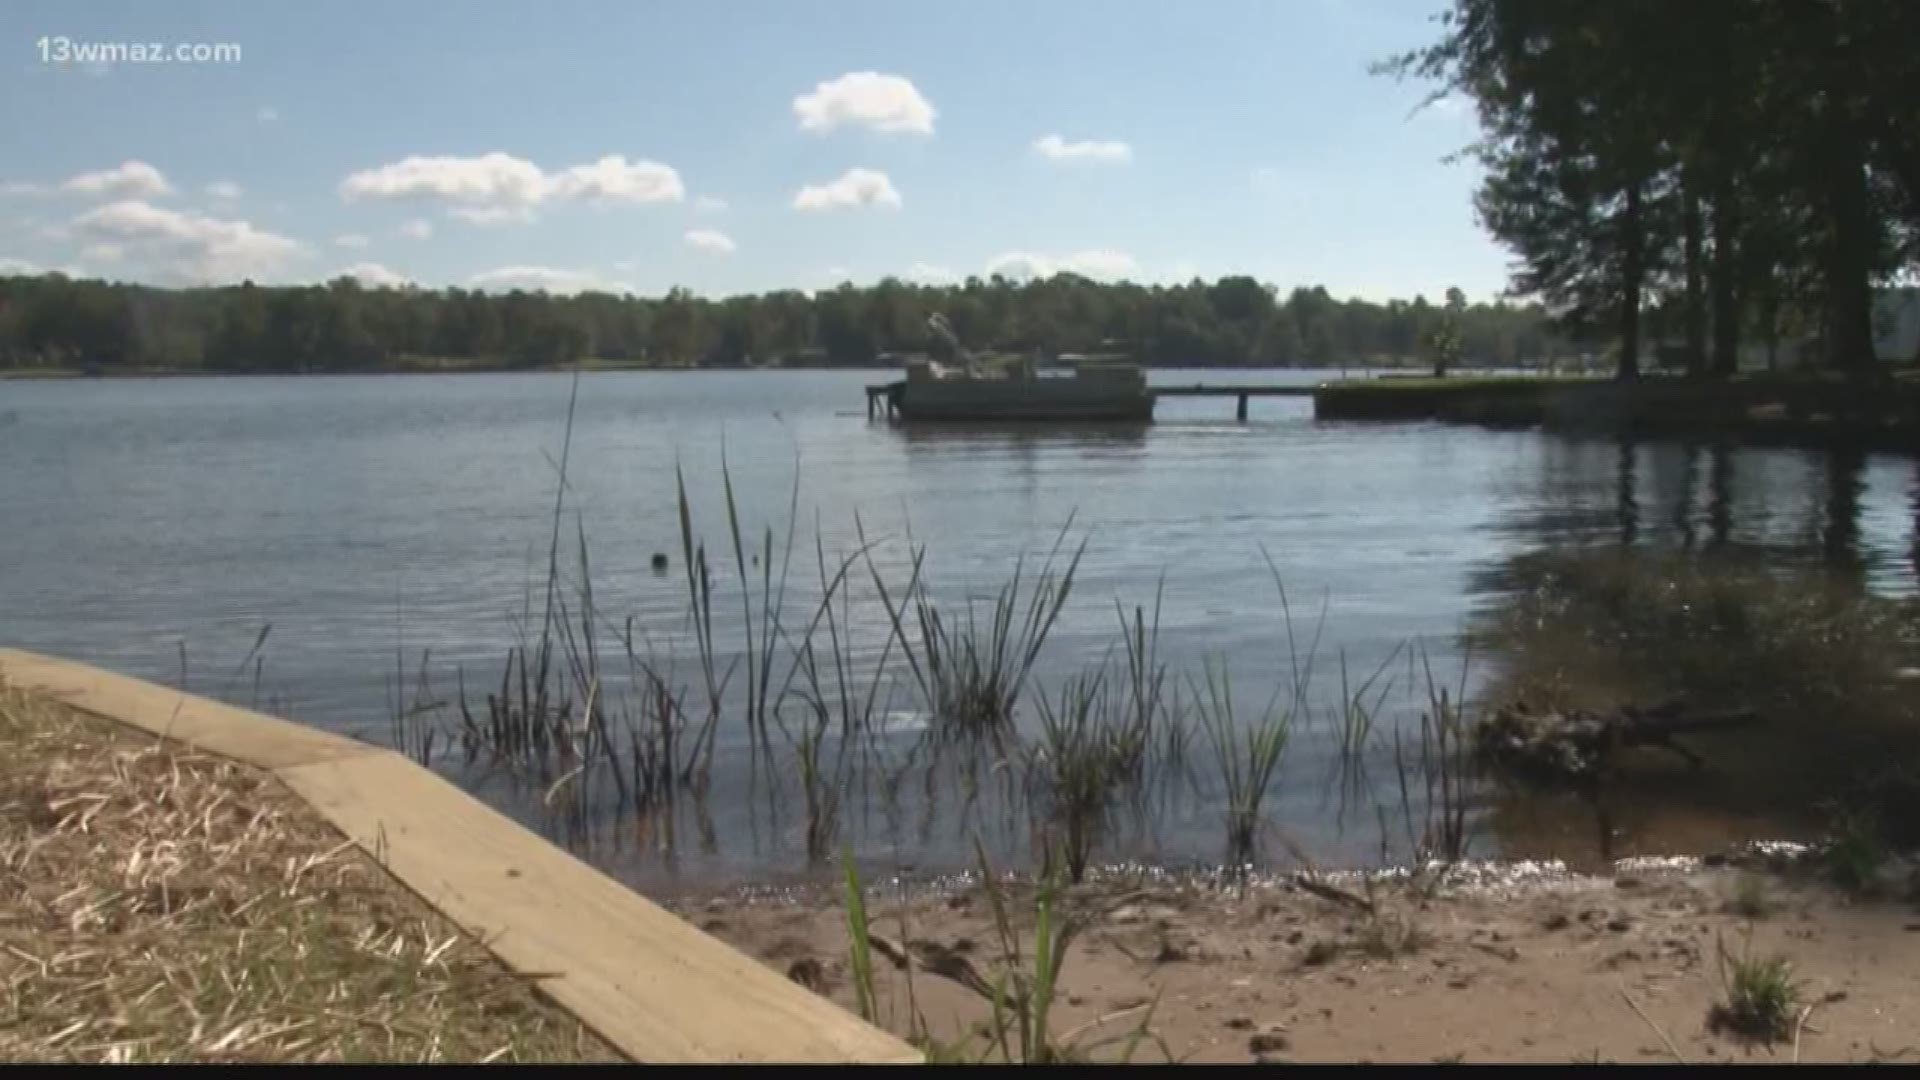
[0,270,1575,373]
[1386,0,1920,380]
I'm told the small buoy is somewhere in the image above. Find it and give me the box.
[651,553,669,572]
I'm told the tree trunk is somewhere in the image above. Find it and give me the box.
[1764,288,1780,372]
[1618,181,1645,382]
[1683,183,1707,377]
[1819,48,1877,375]
[1824,148,1877,374]
[1710,180,1741,377]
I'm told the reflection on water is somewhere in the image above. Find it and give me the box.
[2,370,1918,888]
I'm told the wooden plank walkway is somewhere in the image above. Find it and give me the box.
[1152,384,1315,420]
[1151,384,1316,397]
[0,649,919,1064]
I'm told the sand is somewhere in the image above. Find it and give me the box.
[671,859,1920,1063]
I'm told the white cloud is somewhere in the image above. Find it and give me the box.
[547,155,683,204]
[342,152,548,209]
[468,266,633,296]
[793,72,935,135]
[694,195,728,213]
[80,243,123,264]
[342,152,682,226]
[333,233,370,249]
[793,168,901,212]
[397,218,433,240]
[337,262,409,288]
[0,257,39,275]
[684,228,736,255]
[257,106,279,123]
[448,205,536,226]
[823,266,850,281]
[986,249,1138,282]
[906,263,956,284]
[72,200,303,282]
[0,182,43,197]
[204,180,243,201]
[1031,134,1132,164]
[62,161,173,198]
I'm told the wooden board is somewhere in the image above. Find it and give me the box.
[0,649,376,769]
[0,649,918,1064]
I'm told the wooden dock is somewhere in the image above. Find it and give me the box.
[866,381,1317,422]
[1152,383,1317,421]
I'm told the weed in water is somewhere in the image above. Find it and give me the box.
[868,521,1084,752]
[1025,671,1142,883]
[1192,659,1292,869]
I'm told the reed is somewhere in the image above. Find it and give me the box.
[1024,671,1142,883]
[866,519,1084,752]
[1389,648,1476,868]
[1192,659,1293,868]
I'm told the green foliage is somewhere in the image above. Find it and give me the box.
[1820,801,1888,895]
[1192,659,1293,868]
[1711,933,1800,1042]
[0,271,1572,373]
[1024,672,1147,882]
[845,840,1168,1064]
[869,526,1083,752]
[1387,1,1920,378]
[1477,549,1918,719]
[842,850,876,1023]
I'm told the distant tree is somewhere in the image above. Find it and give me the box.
[1426,287,1467,377]
[0,269,1571,374]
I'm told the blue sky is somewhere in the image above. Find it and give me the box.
[0,0,1507,301]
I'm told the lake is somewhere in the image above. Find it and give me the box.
[4,369,1917,889]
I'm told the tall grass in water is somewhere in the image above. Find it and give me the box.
[1024,671,1147,882]
[388,645,446,768]
[867,519,1084,752]
[1390,648,1476,868]
[402,387,1511,880]
[1192,659,1293,868]
[1326,641,1406,827]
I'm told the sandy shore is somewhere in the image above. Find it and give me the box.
[669,857,1920,1063]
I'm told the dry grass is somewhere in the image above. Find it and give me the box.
[0,684,617,1063]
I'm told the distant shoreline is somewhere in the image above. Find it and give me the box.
[0,360,1458,382]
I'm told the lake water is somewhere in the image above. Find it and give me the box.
[5,369,1918,889]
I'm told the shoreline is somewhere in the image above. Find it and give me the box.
[1316,373,1920,453]
[675,844,1920,1063]
[0,360,1449,381]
